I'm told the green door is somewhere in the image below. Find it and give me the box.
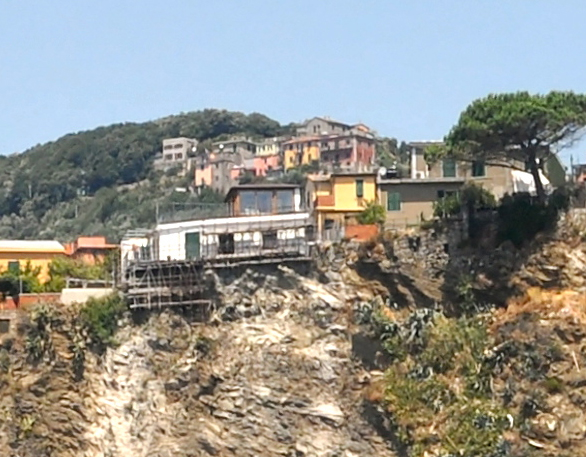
[185,232,201,259]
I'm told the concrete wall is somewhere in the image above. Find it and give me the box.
[60,288,115,305]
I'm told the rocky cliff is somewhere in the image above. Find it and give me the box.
[1,211,586,456]
[0,264,395,457]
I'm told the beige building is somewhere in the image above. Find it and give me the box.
[408,141,517,199]
[379,177,465,226]
[154,137,198,171]
[379,141,520,226]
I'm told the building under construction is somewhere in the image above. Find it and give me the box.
[121,184,314,310]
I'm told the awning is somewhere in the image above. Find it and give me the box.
[511,169,552,195]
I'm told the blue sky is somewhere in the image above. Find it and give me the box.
[2,1,586,165]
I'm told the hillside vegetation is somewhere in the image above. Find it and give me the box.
[0,110,294,241]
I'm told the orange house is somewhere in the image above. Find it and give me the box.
[65,236,118,265]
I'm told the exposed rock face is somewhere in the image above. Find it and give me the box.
[0,266,394,457]
[2,210,586,456]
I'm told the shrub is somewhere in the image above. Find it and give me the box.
[357,201,386,225]
[496,189,569,247]
[433,193,461,218]
[372,305,507,456]
[78,293,126,353]
[44,256,111,292]
[433,184,497,219]
[25,304,57,364]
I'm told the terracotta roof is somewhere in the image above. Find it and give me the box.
[0,240,65,254]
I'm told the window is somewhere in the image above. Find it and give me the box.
[277,190,294,213]
[308,154,312,161]
[218,234,235,254]
[472,161,485,177]
[262,231,278,250]
[240,191,257,214]
[346,139,351,146]
[8,261,19,274]
[164,154,173,161]
[257,191,272,214]
[442,158,456,178]
[174,143,182,149]
[387,192,401,211]
[437,190,457,199]
[356,179,364,198]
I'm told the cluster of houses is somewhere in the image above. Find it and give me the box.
[153,116,377,194]
[120,138,567,277]
[0,116,570,301]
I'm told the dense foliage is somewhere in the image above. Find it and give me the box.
[0,109,291,240]
[78,293,126,354]
[497,188,570,247]
[0,261,43,294]
[359,303,509,457]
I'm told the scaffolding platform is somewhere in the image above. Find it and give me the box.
[123,251,312,310]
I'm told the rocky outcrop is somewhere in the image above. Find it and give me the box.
[0,266,395,457]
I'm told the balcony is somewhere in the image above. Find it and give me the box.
[316,195,335,207]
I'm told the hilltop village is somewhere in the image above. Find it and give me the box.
[3,97,586,456]
[0,113,573,307]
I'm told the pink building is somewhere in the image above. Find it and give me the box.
[254,154,281,176]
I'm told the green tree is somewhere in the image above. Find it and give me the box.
[428,91,586,202]
[0,261,43,294]
[357,201,386,225]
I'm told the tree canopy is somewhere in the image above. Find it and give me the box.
[427,91,586,201]
[0,109,293,240]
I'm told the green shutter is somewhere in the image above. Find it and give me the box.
[185,232,200,259]
[442,159,456,177]
[387,192,401,211]
[356,179,364,198]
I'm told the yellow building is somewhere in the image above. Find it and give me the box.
[282,137,321,170]
[305,172,377,236]
[0,240,66,282]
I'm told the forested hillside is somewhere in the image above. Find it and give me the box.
[0,110,294,241]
